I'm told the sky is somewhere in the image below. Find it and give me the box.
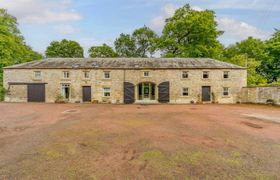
[0,0,279,57]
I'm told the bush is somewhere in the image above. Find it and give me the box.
[266,99,275,105]
[55,94,65,103]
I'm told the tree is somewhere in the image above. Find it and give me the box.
[45,39,84,58]
[223,37,266,61]
[158,4,223,58]
[222,55,267,86]
[132,26,158,57]
[88,44,118,58]
[114,33,137,57]
[257,41,280,83]
[0,9,42,100]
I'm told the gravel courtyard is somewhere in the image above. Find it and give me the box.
[0,103,280,179]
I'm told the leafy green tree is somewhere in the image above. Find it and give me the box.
[158,4,223,58]
[114,33,137,57]
[132,26,158,57]
[257,41,280,83]
[222,55,267,86]
[45,39,84,58]
[223,37,266,61]
[88,44,118,58]
[0,9,42,100]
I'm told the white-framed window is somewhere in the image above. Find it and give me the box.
[84,71,90,79]
[203,71,209,79]
[224,71,229,79]
[182,71,189,79]
[34,71,41,79]
[61,84,70,99]
[63,71,70,79]
[104,71,110,79]
[182,88,189,96]
[103,87,111,97]
[143,71,150,77]
[223,87,229,96]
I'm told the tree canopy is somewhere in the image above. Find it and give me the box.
[45,39,84,58]
[0,9,42,100]
[158,4,223,58]
[88,44,118,58]
[257,33,280,83]
[222,37,266,61]
[132,26,158,57]
[114,33,137,57]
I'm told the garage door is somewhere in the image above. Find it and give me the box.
[124,82,135,104]
[27,84,45,102]
[158,81,170,103]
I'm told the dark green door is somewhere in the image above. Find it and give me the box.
[202,86,211,102]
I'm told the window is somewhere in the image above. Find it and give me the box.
[63,71,70,79]
[61,84,70,99]
[143,71,150,77]
[84,71,90,79]
[182,88,189,96]
[182,71,189,79]
[224,71,229,79]
[223,87,229,96]
[34,71,41,79]
[103,88,111,97]
[203,71,209,79]
[104,71,110,79]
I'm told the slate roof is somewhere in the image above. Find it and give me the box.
[4,58,245,69]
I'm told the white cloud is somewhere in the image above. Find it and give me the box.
[54,24,80,34]
[149,3,179,32]
[217,17,271,43]
[149,3,205,32]
[0,0,82,24]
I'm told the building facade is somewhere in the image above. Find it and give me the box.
[3,58,247,104]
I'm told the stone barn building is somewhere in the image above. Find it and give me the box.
[3,58,247,104]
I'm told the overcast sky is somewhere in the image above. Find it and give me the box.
[0,0,279,56]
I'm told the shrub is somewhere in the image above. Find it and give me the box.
[55,94,65,103]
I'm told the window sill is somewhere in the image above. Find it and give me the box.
[61,79,71,81]
[33,79,42,81]
[180,96,190,98]
[222,96,231,98]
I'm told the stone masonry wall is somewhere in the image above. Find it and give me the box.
[241,87,280,105]
[4,68,247,104]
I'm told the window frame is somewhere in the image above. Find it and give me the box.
[182,71,189,79]
[84,71,90,79]
[182,87,189,97]
[143,71,150,77]
[63,71,70,79]
[103,87,111,97]
[34,71,41,80]
[223,87,230,96]
[223,71,229,79]
[203,71,209,79]
[103,71,111,79]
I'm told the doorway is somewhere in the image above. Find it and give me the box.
[82,86,91,102]
[138,82,155,100]
[202,86,211,102]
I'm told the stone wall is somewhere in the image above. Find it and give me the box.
[4,68,247,104]
[241,86,280,105]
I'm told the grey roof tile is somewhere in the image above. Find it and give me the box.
[4,58,245,69]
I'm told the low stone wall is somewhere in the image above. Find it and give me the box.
[241,86,280,105]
